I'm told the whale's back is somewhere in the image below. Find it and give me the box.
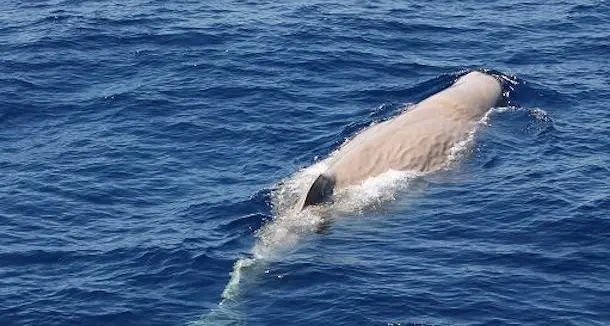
[301,71,502,209]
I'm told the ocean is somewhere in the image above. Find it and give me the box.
[1,1,609,325]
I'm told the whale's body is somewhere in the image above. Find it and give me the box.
[302,71,503,208]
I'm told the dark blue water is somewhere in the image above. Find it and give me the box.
[2,1,609,325]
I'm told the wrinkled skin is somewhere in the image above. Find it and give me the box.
[302,71,502,208]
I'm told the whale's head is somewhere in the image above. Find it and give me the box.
[459,70,512,107]
[451,71,504,111]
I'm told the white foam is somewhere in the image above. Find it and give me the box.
[221,257,256,301]
[529,107,551,121]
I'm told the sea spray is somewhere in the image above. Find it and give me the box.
[187,299,247,326]
[221,257,256,300]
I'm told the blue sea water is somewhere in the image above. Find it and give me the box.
[2,0,610,325]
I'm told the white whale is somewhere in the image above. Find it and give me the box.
[301,71,503,208]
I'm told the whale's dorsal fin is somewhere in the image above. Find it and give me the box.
[301,173,336,210]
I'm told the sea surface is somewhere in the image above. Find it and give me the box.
[1,1,609,325]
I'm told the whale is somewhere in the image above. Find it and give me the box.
[301,71,503,209]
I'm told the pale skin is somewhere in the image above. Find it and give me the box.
[302,71,503,208]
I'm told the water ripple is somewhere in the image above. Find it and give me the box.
[2,1,610,325]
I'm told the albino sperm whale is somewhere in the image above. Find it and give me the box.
[301,71,503,209]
